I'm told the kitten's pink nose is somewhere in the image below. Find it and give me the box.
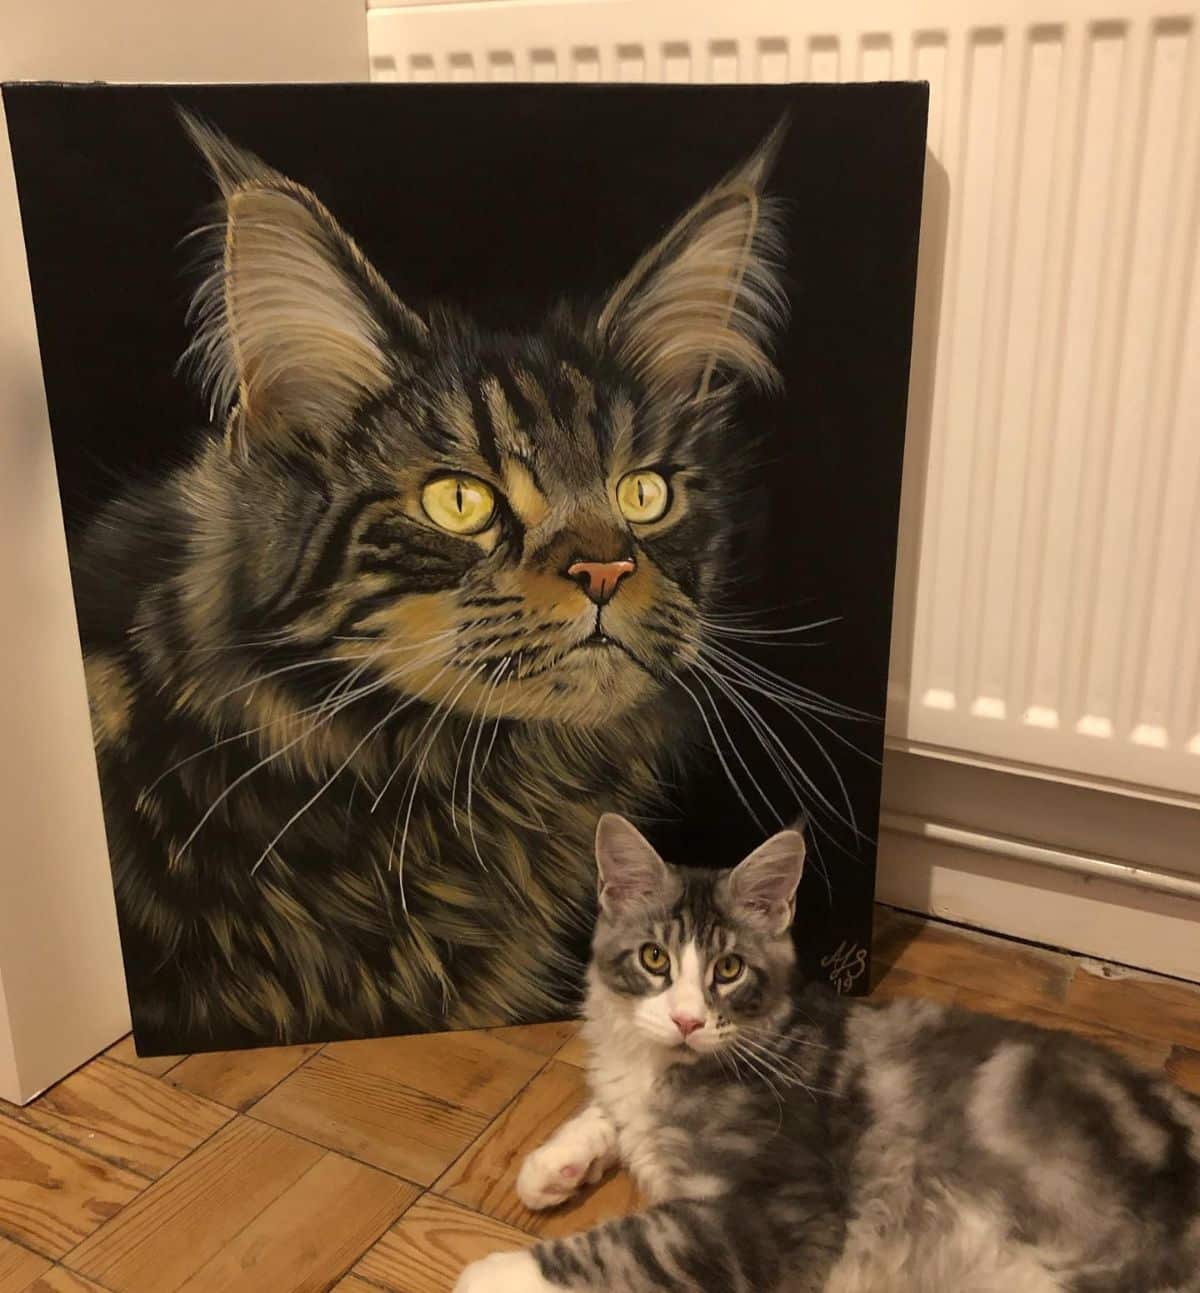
[566,558,635,606]
[672,1014,705,1038]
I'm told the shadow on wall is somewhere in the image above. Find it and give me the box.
[887,146,951,733]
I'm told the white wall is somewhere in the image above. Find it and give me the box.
[0,0,368,1105]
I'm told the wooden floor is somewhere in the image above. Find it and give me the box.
[3,906,1200,1293]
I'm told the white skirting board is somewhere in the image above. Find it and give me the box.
[877,752,1200,983]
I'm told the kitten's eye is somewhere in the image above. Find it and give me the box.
[617,471,670,524]
[421,475,497,535]
[713,954,745,984]
[639,943,670,975]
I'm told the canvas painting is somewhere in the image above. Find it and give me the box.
[4,82,927,1054]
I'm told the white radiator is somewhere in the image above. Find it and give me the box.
[366,0,1200,808]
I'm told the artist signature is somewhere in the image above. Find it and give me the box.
[821,940,868,994]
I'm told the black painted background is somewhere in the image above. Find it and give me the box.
[5,81,926,1008]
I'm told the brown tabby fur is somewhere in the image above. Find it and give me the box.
[73,113,790,1051]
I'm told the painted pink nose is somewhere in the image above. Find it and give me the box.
[566,558,636,606]
[672,1014,705,1038]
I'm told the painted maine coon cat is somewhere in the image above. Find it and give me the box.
[75,113,794,1049]
[455,816,1200,1293]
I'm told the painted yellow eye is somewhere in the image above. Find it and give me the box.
[421,475,497,535]
[639,943,670,975]
[714,954,745,985]
[617,471,670,524]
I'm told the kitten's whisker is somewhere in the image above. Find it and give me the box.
[735,1036,821,1081]
[742,1041,836,1100]
[734,1037,821,1103]
[737,1023,827,1053]
[730,1042,786,1118]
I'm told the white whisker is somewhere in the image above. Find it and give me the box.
[672,672,770,836]
[392,666,485,909]
[701,638,875,721]
[207,652,373,705]
[477,671,513,779]
[690,670,782,831]
[247,655,462,878]
[366,659,461,812]
[466,657,510,867]
[214,647,452,871]
[692,655,860,843]
[449,660,501,835]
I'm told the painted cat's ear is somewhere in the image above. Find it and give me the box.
[178,111,428,456]
[594,814,673,916]
[596,117,789,404]
[726,828,805,935]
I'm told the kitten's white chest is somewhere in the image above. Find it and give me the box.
[586,1032,680,1202]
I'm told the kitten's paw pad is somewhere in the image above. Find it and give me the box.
[517,1144,598,1210]
[454,1250,551,1293]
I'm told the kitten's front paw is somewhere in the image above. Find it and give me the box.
[517,1139,609,1211]
[453,1249,551,1293]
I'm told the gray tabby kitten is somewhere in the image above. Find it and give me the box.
[455,815,1200,1293]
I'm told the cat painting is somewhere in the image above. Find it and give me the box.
[71,111,824,1051]
[455,816,1200,1293]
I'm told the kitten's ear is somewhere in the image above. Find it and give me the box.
[596,117,789,404]
[594,814,673,917]
[725,828,806,935]
[179,110,428,456]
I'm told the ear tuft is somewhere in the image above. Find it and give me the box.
[725,827,806,935]
[176,108,426,454]
[596,116,790,404]
[177,108,281,196]
[594,814,674,917]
